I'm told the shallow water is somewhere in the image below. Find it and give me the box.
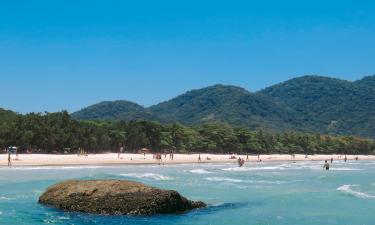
[1,160,375,225]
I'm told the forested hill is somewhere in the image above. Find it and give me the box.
[260,75,375,137]
[71,75,375,137]
[72,85,305,132]
[148,85,304,132]
[71,100,156,121]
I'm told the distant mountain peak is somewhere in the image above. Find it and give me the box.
[71,100,147,120]
[356,75,375,86]
[188,84,250,94]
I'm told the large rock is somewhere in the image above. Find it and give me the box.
[38,180,206,215]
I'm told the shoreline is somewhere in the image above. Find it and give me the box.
[1,153,374,168]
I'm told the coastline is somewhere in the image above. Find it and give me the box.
[1,153,374,167]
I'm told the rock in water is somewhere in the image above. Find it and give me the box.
[38,180,206,215]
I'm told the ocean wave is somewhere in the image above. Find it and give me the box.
[204,177,288,185]
[189,169,212,174]
[120,173,172,181]
[0,166,104,171]
[331,168,362,171]
[252,180,289,185]
[222,166,285,172]
[0,196,10,200]
[205,177,244,183]
[337,185,375,199]
[222,164,362,172]
[209,202,249,209]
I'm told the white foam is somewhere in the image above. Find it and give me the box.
[0,166,104,171]
[222,166,285,172]
[205,175,297,185]
[337,185,375,199]
[120,173,172,181]
[331,168,362,171]
[205,177,244,183]
[189,169,212,174]
[57,216,70,220]
[252,180,289,185]
[0,197,10,200]
[223,164,362,171]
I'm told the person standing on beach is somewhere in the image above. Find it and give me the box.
[198,154,202,163]
[7,152,11,167]
[118,146,124,159]
[156,153,162,165]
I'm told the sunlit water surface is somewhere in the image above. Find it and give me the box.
[1,160,375,225]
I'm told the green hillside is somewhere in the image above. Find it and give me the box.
[71,75,375,137]
[149,84,303,132]
[71,100,155,121]
[260,75,375,136]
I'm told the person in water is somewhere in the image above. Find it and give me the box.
[330,157,333,163]
[323,160,330,170]
[238,158,245,167]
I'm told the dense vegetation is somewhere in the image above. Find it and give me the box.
[260,75,375,137]
[72,75,375,138]
[1,109,374,155]
[71,100,156,121]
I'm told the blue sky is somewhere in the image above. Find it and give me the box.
[1,0,375,113]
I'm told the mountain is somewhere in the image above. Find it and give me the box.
[149,85,303,131]
[72,75,375,137]
[71,100,155,121]
[0,108,18,123]
[260,75,375,136]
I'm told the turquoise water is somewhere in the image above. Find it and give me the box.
[1,160,375,225]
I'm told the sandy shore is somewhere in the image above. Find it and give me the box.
[1,153,375,167]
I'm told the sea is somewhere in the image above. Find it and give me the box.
[0,160,375,225]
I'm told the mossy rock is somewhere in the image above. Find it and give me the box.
[39,180,206,215]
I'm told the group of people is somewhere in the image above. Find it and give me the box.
[323,155,359,170]
[77,148,88,157]
[152,152,174,160]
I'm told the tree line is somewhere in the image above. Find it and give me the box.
[0,111,374,155]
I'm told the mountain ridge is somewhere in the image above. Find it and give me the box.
[65,74,375,137]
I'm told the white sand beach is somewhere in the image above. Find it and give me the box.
[1,153,374,167]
